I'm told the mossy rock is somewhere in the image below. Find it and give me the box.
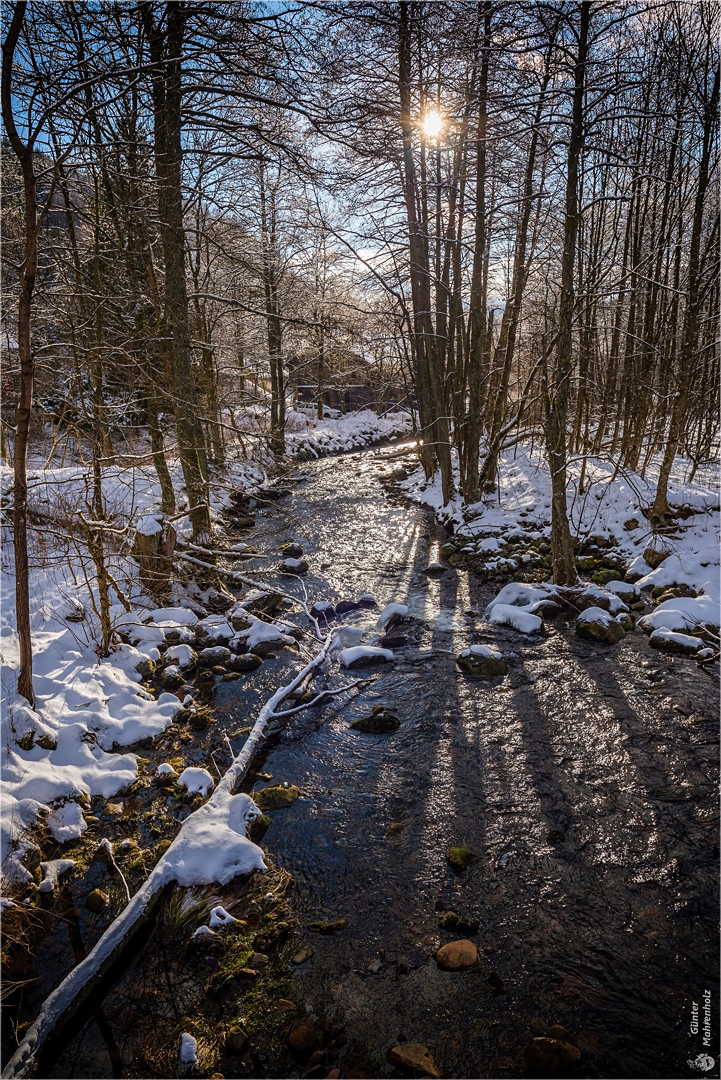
[227,653,263,673]
[189,711,212,731]
[576,614,625,644]
[253,920,290,952]
[16,732,35,751]
[291,945,314,964]
[247,813,271,842]
[85,888,109,913]
[591,568,623,584]
[456,651,507,678]
[35,733,57,750]
[135,658,157,678]
[308,918,348,934]
[523,1037,581,1075]
[438,910,480,935]
[253,784,300,810]
[387,821,405,835]
[349,706,400,733]
[575,556,597,571]
[279,542,304,558]
[446,846,475,870]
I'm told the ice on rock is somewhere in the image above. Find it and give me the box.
[177,768,214,797]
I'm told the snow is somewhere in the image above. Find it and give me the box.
[233,618,295,652]
[487,604,543,634]
[164,644,197,669]
[177,768,214,797]
[606,580,640,600]
[377,603,409,630]
[156,763,175,777]
[286,409,412,460]
[157,790,265,887]
[47,801,87,843]
[339,645,394,666]
[38,858,75,893]
[192,925,217,939]
[638,593,720,635]
[459,644,502,659]
[135,514,163,537]
[484,582,554,614]
[196,615,232,641]
[179,1033,198,1065]
[148,607,198,627]
[209,904,237,927]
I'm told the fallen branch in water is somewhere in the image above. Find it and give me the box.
[2,622,355,1079]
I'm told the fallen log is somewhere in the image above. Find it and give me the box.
[2,623,355,1079]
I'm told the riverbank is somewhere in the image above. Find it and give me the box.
[3,444,718,1078]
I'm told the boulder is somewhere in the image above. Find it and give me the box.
[575,607,625,644]
[623,518,640,531]
[135,658,156,679]
[523,1037,580,1075]
[591,569,623,584]
[380,633,408,648]
[288,1026,315,1058]
[438,910,480,935]
[456,645,507,678]
[161,665,185,690]
[198,646,232,667]
[225,1027,248,1054]
[226,653,263,673]
[446,846,475,870]
[291,945,314,964]
[240,589,284,615]
[435,939,479,971]
[349,707,400,733]
[308,918,348,934]
[649,628,705,656]
[643,543,671,570]
[85,889,109,913]
[253,784,300,810]
[310,602,335,622]
[424,562,446,576]
[386,1044,441,1079]
[336,599,360,615]
[279,542,304,558]
[280,557,309,574]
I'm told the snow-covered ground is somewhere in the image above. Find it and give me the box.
[403,443,720,602]
[0,408,410,886]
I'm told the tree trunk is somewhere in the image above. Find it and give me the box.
[141,3,211,542]
[2,1,36,707]
[546,1,590,586]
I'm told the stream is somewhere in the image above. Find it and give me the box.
[45,444,718,1078]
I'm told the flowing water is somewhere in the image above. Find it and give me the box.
[212,445,719,1079]
[31,444,719,1079]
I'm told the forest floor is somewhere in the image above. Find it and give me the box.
[1,423,719,1080]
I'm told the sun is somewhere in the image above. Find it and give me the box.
[422,110,443,139]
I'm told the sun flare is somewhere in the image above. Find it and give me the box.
[422,110,443,138]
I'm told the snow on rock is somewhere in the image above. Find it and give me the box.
[164,644,197,670]
[339,645,394,667]
[157,790,265,887]
[148,607,198,626]
[38,858,75,893]
[649,628,706,655]
[459,644,503,660]
[177,768,214,798]
[47,801,87,843]
[233,618,295,653]
[635,554,717,594]
[330,625,364,651]
[576,585,628,615]
[192,925,217,939]
[377,603,409,630]
[287,409,412,460]
[485,582,554,615]
[156,763,175,777]
[209,904,237,928]
[487,604,543,634]
[54,597,86,622]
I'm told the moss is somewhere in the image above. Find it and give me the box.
[446,846,475,870]
[253,784,300,810]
